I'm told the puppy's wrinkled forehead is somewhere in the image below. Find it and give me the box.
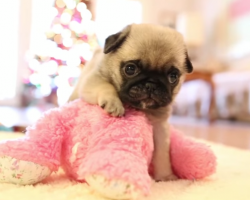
[118,24,186,71]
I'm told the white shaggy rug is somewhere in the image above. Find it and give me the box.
[0,132,250,200]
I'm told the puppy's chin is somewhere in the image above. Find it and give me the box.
[119,95,171,110]
[132,99,161,110]
[140,99,159,109]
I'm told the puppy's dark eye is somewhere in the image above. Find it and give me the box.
[168,72,179,84]
[124,63,139,77]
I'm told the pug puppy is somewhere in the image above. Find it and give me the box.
[68,23,193,181]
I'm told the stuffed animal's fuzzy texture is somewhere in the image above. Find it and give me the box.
[0,100,153,194]
[170,128,216,180]
[0,99,216,199]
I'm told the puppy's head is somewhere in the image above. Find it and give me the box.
[102,23,193,111]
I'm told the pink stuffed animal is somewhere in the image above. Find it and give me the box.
[0,99,216,199]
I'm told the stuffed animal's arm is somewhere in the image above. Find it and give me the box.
[0,106,71,185]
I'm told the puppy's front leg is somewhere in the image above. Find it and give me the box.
[75,71,125,117]
[152,122,177,181]
[96,82,125,117]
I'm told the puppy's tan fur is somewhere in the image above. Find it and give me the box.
[68,24,192,181]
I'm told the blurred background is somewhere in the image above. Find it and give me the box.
[0,0,249,147]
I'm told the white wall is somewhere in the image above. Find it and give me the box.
[0,0,32,106]
[95,0,143,47]
[139,0,196,24]
[94,0,196,46]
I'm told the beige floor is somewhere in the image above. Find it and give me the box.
[170,116,250,150]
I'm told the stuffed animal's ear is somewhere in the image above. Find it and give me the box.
[185,51,193,73]
[104,25,131,54]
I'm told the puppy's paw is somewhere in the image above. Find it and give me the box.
[155,174,178,182]
[99,96,125,117]
[153,167,178,182]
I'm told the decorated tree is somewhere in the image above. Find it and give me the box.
[23,0,99,108]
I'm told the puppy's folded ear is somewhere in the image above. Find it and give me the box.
[104,25,131,54]
[185,51,193,73]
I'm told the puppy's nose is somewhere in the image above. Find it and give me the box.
[147,78,158,83]
[145,82,157,91]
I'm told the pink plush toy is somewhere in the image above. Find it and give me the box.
[0,99,216,199]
